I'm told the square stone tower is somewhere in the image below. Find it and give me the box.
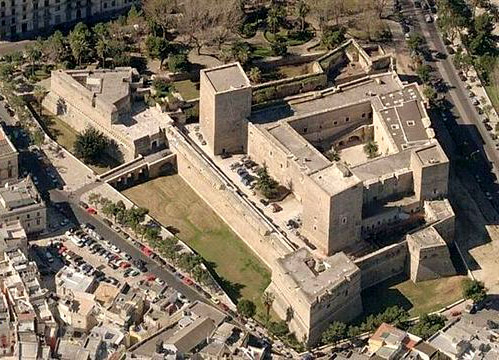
[199,63,252,156]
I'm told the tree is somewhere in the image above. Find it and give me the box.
[73,127,109,164]
[407,33,424,53]
[261,291,275,324]
[321,28,345,50]
[30,129,45,146]
[270,37,288,56]
[45,31,67,64]
[143,0,178,36]
[423,85,438,106]
[248,67,262,84]
[409,314,446,340]
[145,36,170,68]
[322,321,347,345]
[69,22,92,66]
[96,38,109,68]
[295,0,310,32]
[417,64,432,83]
[462,279,487,303]
[168,53,189,73]
[0,63,14,81]
[268,320,289,337]
[237,299,256,317]
[179,0,243,55]
[267,4,285,34]
[256,166,279,199]
[33,85,47,113]
[372,0,390,19]
[25,43,42,77]
[364,141,379,158]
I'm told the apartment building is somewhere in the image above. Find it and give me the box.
[0,125,18,186]
[0,0,140,39]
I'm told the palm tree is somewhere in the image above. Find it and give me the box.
[33,85,47,113]
[295,0,309,32]
[364,141,379,159]
[96,38,109,68]
[25,44,42,77]
[248,67,262,84]
[267,5,284,35]
[261,291,275,324]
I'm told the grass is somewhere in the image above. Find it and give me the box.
[264,30,314,47]
[485,85,499,115]
[362,273,466,317]
[122,174,271,315]
[38,110,115,175]
[173,80,200,101]
[252,45,274,59]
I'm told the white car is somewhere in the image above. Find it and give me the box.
[110,245,121,253]
[155,278,165,286]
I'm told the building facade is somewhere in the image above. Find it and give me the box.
[0,177,46,234]
[0,0,140,40]
[0,125,18,186]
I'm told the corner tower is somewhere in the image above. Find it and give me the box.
[199,63,252,156]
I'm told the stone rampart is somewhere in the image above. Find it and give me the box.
[168,127,291,269]
[354,241,408,290]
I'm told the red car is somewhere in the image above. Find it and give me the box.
[183,277,194,286]
[120,262,131,269]
[146,274,156,281]
[220,303,230,312]
[86,208,97,215]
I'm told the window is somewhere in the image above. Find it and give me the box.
[345,117,349,122]
[303,127,307,133]
[362,113,366,118]
[341,216,347,225]
[407,120,415,126]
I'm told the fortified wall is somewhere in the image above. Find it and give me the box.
[167,125,292,269]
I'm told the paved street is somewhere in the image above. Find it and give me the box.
[48,188,208,304]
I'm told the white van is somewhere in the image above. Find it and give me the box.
[45,252,54,263]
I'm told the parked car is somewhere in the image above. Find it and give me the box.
[79,201,89,209]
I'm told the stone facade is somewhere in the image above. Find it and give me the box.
[268,249,362,344]
[189,45,457,345]
[43,68,168,162]
[0,0,140,40]
[0,125,18,186]
[0,177,46,234]
[199,63,252,156]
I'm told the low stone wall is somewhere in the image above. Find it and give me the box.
[354,241,408,290]
[253,52,326,70]
[169,127,291,269]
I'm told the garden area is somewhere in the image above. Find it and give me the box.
[122,174,271,317]
[38,111,119,174]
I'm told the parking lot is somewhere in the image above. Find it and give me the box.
[30,223,171,293]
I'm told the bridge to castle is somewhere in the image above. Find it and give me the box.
[98,149,176,190]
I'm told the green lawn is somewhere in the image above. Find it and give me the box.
[362,273,466,317]
[38,111,115,174]
[122,175,271,314]
[173,80,200,101]
[485,85,499,115]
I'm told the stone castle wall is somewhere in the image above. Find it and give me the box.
[168,126,291,269]
[354,241,409,290]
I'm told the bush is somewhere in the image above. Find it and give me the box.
[168,53,189,73]
[271,37,288,56]
[462,279,487,303]
[268,320,289,337]
[73,127,111,165]
[240,22,258,38]
[409,314,446,339]
[237,299,256,317]
[321,28,346,50]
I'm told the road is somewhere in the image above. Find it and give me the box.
[400,0,499,218]
[48,188,208,304]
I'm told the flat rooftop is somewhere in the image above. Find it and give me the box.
[408,226,446,248]
[311,163,362,195]
[203,63,250,93]
[414,144,448,166]
[350,150,412,182]
[267,122,330,173]
[0,177,43,214]
[277,248,359,303]
[56,266,94,294]
[70,68,133,106]
[0,126,16,157]
[114,106,169,141]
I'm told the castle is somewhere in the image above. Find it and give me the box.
[194,43,457,344]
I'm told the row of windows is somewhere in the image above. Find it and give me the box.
[300,112,374,134]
